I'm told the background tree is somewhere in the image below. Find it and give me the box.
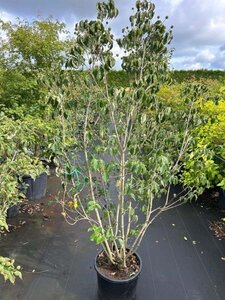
[0,18,70,113]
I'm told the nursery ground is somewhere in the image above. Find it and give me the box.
[0,175,225,300]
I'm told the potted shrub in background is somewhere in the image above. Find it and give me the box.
[0,17,71,202]
[0,17,70,284]
[47,1,208,299]
[0,111,59,202]
[0,114,45,284]
[18,116,59,200]
[0,113,46,222]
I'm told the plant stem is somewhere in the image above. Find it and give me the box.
[120,149,126,267]
[83,100,115,264]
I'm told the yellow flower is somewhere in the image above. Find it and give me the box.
[67,197,79,210]
[73,199,78,209]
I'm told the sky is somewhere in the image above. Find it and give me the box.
[0,0,225,70]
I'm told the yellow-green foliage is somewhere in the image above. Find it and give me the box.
[157,84,180,106]
[0,256,22,284]
[200,95,225,146]
[182,84,225,190]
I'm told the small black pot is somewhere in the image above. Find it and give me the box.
[94,250,142,300]
[218,188,225,209]
[23,172,47,201]
[7,205,18,218]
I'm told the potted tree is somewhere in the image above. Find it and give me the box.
[47,1,207,299]
[0,113,46,221]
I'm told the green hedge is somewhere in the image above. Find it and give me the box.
[171,70,225,83]
[106,70,225,87]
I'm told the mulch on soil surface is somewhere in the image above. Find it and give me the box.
[197,188,225,239]
[5,201,53,234]
[209,221,225,239]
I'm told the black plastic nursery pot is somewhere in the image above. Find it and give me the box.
[218,187,225,209]
[23,172,47,201]
[94,250,142,300]
[7,205,18,218]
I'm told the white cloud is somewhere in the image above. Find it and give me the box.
[165,0,225,69]
[0,10,17,41]
[0,10,16,22]
[196,49,215,63]
[186,62,204,70]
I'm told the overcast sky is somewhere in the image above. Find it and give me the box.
[0,0,225,70]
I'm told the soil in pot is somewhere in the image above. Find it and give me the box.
[96,250,140,280]
[95,250,142,300]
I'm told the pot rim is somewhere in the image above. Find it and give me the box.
[22,172,47,179]
[94,249,142,284]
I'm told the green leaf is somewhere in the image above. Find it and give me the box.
[118,239,124,247]
[87,201,101,212]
